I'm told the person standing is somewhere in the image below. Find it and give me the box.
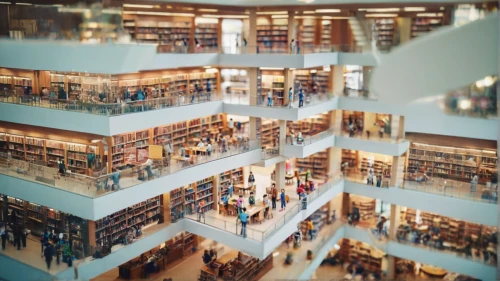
[298,89,304,108]
[13,224,21,250]
[206,141,212,156]
[206,79,212,100]
[0,223,6,250]
[290,39,295,54]
[307,219,314,240]
[248,172,256,186]
[267,90,273,106]
[44,241,55,270]
[296,40,301,54]
[471,174,479,192]
[227,182,234,198]
[21,224,27,248]
[197,201,206,222]
[280,189,287,212]
[236,195,245,215]
[288,87,293,108]
[271,183,278,210]
[110,168,121,190]
[228,118,234,137]
[238,208,248,238]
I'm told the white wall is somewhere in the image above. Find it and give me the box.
[250,165,274,200]
[335,136,410,156]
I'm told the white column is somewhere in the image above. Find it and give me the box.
[249,68,259,139]
[328,147,342,178]
[248,9,257,54]
[331,65,344,96]
[288,11,296,48]
[388,204,401,240]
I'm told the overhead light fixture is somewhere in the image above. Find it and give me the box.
[52,4,63,7]
[0,2,11,4]
[257,11,287,15]
[404,7,426,12]
[416,13,443,17]
[365,13,398,18]
[203,66,211,68]
[16,2,32,5]
[440,7,445,10]
[202,14,247,19]
[359,8,399,12]
[260,67,284,70]
[297,0,315,3]
[123,4,155,8]
[182,7,194,11]
[310,69,317,73]
[205,68,218,74]
[303,11,315,14]
[198,8,218,12]
[272,15,288,18]
[124,11,195,17]
[315,9,340,13]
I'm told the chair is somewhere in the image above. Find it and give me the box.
[254,211,264,224]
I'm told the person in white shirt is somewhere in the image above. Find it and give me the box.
[142,158,154,180]
[267,90,273,106]
[290,131,295,145]
[228,118,234,136]
[197,141,205,148]
[206,141,212,156]
[164,140,173,156]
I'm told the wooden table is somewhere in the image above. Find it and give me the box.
[421,265,447,277]
[187,146,207,155]
[218,202,237,216]
[285,175,295,184]
[246,205,266,224]
[201,265,219,278]
[217,250,238,265]
[234,184,254,194]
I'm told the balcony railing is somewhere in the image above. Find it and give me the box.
[0,90,220,117]
[223,92,333,109]
[285,128,335,146]
[157,44,365,55]
[0,140,260,198]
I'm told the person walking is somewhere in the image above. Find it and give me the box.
[271,183,278,210]
[280,189,287,212]
[288,87,293,108]
[13,224,21,250]
[471,174,478,192]
[0,223,6,250]
[21,224,27,248]
[298,89,304,107]
[228,118,234,137]
[238,208,249,238]
[44,241,55,270]
[197,201,206,222]
[267,90,273,106]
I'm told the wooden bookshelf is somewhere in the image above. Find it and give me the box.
[293,70,329,95]
[342,150,358,173]
[296,150,329,180]
[0,76,12,89]
[342,111,364,132]
[287,112,330,137]
[360,156,392,176]
[374,18,396,50]
[298,24,315,45]
[411,17,444,38]
[127,20,192,45]
[257,24,288,52]
[301,205,329,239]
[222,252,273,281]
[351,199,375,221]
[321,21,331,45]
[260,119,280,148]
[95,195,161,246]
[339,239,384,273]
[407,142,497,183]
[195,23,218,48]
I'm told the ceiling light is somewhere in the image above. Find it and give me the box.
[272,15,288,18]
[303,11,315,14]
[257,11,287,15]
[202,14,247,19]
[166,5,172,9]
[198,8,218,12]
[315,9,340,13]
[416,13,443,17]
[297,0,315,3]
[440,7,445,10]
[404,7,426,12]
[52,4,63,7]
[124,11,195,17]
[310,69,317,73]
[16,2,32,5]
[0,2,11,4]
[205,68,218,74]
[203,66,211,68]
[123,4,155,8]
[359,8,400,12]
[365,13,398,18]
[182,7,194,11]
[260,67,284,70]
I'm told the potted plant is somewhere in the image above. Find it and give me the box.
[62,244,73,266]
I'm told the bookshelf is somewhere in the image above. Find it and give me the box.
[374,18,396,50]
[195,23,218,48]
[287,113,330,137]
[298,24,315,45]
[95,195,161,246]
[130,20,192,45]
[339,239,384,273]
[257,24,288,52]
[351,198,376,221]
[296,150,329,180]
[191,72,218,94]
[13,77,32,92]
[342,149,358,173]
[407,142,497,183]
[26,202,44,235]
[0,76,12,89]
[321,21,331,45]
[7,134,25,161]
[260,74,285,106]
[25,137,44,163]
[411,17,444,38]
[360,156,392,176]
[342,111,364,132]
[301,205,329,240]
[260,119,280,148]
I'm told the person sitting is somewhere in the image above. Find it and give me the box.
[202,250,213,265]
[248,192,256,206]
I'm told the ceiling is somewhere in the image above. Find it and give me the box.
[161,0,489,7]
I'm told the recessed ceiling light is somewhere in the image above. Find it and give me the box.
[416,13,443,17]
[198,8,218,12]
[123,4,155,8]
[303,11,315,14]
[257,11,287,15]
[315,9,341,13]
[16,2,32,5]
[440,7,445,10]
[404,7,426,12]
[365,13,398,18]
[297,0,315,3]
[359,8,399,12]
[0,2,11,4]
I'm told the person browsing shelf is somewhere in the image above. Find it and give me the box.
[142,158,154,180]
[164,140,173,158]
[267,90,273,106]
[227,182,234,198]
[228,118,234,137]
[280,189,287,212]
[206,141,212,156]
[221,193,229,211]
[110,168,121,190]
[206,79,212,100]
[288,87,293,108]
[298,89,304,107]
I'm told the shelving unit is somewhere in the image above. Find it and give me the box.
[195,23,218,48]
[360,157,392,176]
[293,70,329,95]
[342,111,364,132]
[13,77,32,93]
[351,198,376,221]
[411,17,444,38]
[0,76,12,89]
[296,150,329,180]
[6,134,25,161]
[257,24,288,52]
[287,113,330,136]
[260,119,280,148]
[321,20,331,45]
[300,205,329,240]
[298,24,315,45]
[342,149,358,173]
[95,196,161,246]
[374,18,396,50]
[339,239,384,273]
[126,20,192,45]
[223,252,273,281]
[407,142,497,183]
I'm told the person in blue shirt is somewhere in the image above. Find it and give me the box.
[206,79,212,100]
[221,193,229,212]
[110,168,121,190]
[238,208,248,238]
[137,88,145,101]
[227,182,233,198]
[288,87,293,108]
[280,189,287,211]
[298,89,304,107]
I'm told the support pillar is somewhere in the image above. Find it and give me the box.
[390,115,405,141]
[362,66,372,91]
[388,204,401,240]
[288,11,296,51]
[276,162,286,190]
[283,68,293,105]
[390,156,405,187]
[248,67,259,139]
[386,255,397,280]
[248,9,257,54]
[331,109,342,132]
[330,65,344,96]
[327,147,342,178]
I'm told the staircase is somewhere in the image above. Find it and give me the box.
[348,17,369,49]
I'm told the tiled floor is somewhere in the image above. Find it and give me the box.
[186,184,300,241]
[0,235,68,275]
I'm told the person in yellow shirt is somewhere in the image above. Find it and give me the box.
[307,219,314,240]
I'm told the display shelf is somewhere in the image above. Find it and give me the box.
[260,119,280,148]
[257,24,288,52]
[351,199,375,221]
[360,157,392,176]
[301,205,328,239]
[321,21,331,45]
[131,20,192,44]
[407,142,497,183]
[0,76,12,89]
[342,149,358,172]
[339,238,384,273]
[374,18,396,50]
[195,23,218,48]
[296,150,329,180]
[411,17,444,38]
[95,195,161,246]
[342,111,364,132]
[298,24,315,44]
